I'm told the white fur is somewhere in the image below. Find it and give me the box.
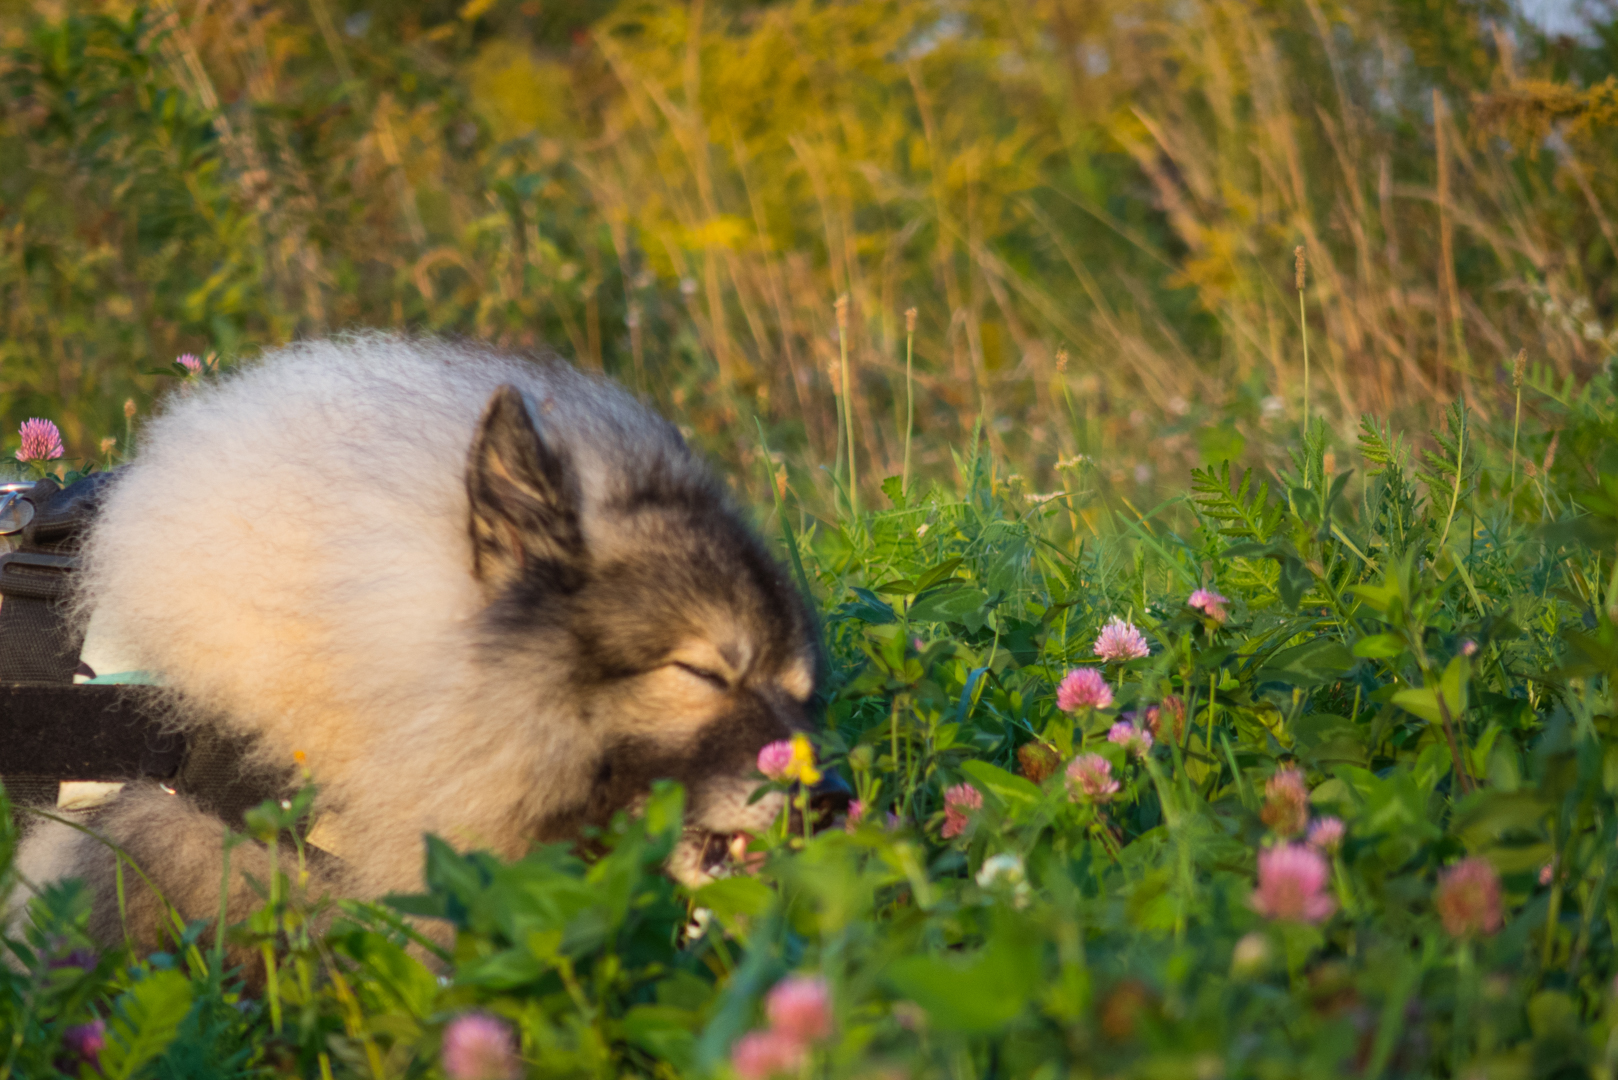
[54,336,716,899]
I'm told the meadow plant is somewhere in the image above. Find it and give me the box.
[1250,845,1336,925]
[15,418,63,462]
[1065,755,1120,803]
[7,356,1618,1077]
[441,1014,521,1080]
[3,4,1618,1062]
[1055,667,1112,712]
[1106,721,1153,760]
[755,740,792,781]
[1092,617,1150,663]
[1306,817,1345,855]
[1435,859,1505,939]
[1260,768,1311,838]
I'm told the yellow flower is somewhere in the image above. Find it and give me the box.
[783,734,821,787]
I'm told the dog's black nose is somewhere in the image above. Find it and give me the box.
[808,769,853,818]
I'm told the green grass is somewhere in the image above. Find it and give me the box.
[6,362,1618,1079]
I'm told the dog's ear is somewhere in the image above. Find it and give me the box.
[466,385,584,593]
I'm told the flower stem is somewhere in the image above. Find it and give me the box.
[902,322,915,496]
[837,295,858,519]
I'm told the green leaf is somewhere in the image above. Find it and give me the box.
[642,779,686,844]
[881,475,906,508]
[960,760,1043,815]
[884,913,1042,1033]
[621,1005,700,1073]
[1450,791,1550,850]
[1391,657,1466,725]
[1390,687,1440,725]
[909,585,988,624]
[693,876,774,940]
[1197,422,1246,465]
[840,588,897,625]
[1349,583,1399,615]
[1352,633,1405,659]
[915,557,965,592]
[1255,637,1356,688]
[102,970,193,1080]
[457,948,546,990]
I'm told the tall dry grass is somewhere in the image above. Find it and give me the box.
[2,0,1614,501]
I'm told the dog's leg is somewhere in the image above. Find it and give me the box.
[16,783,348,971]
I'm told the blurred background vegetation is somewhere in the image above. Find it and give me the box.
[1,0,1616,509]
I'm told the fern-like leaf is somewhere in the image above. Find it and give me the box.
[1415,402,1480,549]
[1357,415,1407,475]
[1191,462,1283,541]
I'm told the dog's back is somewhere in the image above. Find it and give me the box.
[75,337,697,891]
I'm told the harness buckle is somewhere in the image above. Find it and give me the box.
[0,550,77,573]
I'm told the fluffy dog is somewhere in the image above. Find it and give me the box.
[13,336,825,953]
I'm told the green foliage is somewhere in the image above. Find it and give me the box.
[8,360,1618,1078]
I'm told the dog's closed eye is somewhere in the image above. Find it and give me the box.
[673,661,729,691]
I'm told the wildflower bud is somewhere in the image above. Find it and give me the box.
[976,852,1026,889]
[1017,740,1060,784]
[1434,857,1503,938]
[732,1031,804,1080]
[1250,844,1335,923]
[834,293,849,332]
[1294,245,1306,291]
[1513,348,1526,390]
[442,1013,520,1080]
[782,734,820,786]
[757,740,793,780]
[1107,721,1154,760]
[941,783,981,838]
[124,399,137,420]
[1159,694,1187,739]
[1261,768,1310,838]
[1093,617,1150,663]
[1055,346,1069,373]
[1230,932,1272,977]
[1188,588,1230,623]
[1065,754,1120,803]
[15,419,64,463]
[1056,667,1113,711]
[905,306,917,334]
[98,436,116,455]
[1306,816,1345,854]
[765,976,833,1043]
[47,947,98,971]
[62,1020,106,1072]
[976,852,1032,908]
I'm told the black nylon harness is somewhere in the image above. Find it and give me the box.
[0,472,286,830]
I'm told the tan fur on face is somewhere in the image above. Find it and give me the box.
[778,658,814,701]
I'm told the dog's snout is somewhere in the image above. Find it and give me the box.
[808,769,853,818]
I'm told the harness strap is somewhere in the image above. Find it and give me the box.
[0,472,294,833]
[0,473,120,684]
[0,685,184,777]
